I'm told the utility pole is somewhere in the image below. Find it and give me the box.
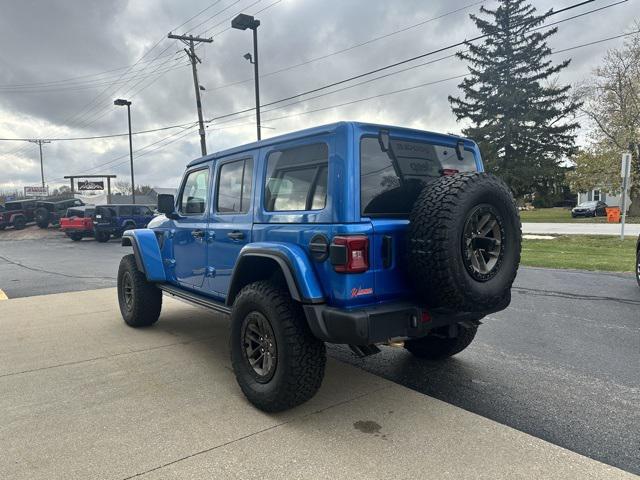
[27,139,51,188]
[168,33,213,156]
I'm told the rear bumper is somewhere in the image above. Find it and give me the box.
[303,302,485,345]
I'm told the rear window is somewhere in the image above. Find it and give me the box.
[264,143,328,212]
[360,136,477,216]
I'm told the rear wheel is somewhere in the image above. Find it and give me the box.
[68,233,82,241]
[117,254,162,327]
[35,208,50,228]
[95,230,110,243]
[230,281,326,412]
[404,325,478,360]
[12,216,26,230]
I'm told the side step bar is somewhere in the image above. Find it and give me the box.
[158,284,231,316]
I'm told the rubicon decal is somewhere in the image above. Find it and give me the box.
[351,287,373,298]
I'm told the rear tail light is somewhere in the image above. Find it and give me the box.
[330,235,369,273]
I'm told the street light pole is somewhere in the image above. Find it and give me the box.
[114,98,135,204]
[232,13,262,141]
[252,26,261,141]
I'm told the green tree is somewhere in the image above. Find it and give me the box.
[448,0,581,199]
[571,27,640,213]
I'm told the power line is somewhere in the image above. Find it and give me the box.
[202,0,615,125]
[204,0,487,93]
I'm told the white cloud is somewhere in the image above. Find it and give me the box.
[0,0,637,191]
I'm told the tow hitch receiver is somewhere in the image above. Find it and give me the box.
[349,344,381,358]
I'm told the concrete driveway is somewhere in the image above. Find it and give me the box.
[1,288,635,480]
[523,222,640,236]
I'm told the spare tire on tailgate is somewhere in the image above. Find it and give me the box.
[408,172,521,312]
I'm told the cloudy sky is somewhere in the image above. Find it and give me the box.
[0,0,637,192]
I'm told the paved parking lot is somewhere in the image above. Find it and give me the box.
[1,288,636,480]
[1,226,639,477]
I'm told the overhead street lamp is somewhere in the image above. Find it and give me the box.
[231,13,262,141]
[114,98,136,204]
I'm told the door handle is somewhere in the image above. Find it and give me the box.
[191,229,205,239]
[227,231,245,240]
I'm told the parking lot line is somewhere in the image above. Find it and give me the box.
[0,289,8,301]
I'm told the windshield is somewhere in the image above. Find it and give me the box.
[360,136,477,216]
[578,201,598,207]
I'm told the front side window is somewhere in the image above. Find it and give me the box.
[217,158,253,214]
[360,136,477,216]
[179,168,209,215]
[265,143,328,212]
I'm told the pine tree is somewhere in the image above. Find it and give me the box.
[448,0,581,200]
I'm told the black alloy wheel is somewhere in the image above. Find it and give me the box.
[241,311,277,382]
[462,205,504,282]
[121,271,134,312]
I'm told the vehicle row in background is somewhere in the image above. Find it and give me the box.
[0,197,84,230]
[59,204,155,242]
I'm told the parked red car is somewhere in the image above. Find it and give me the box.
[59,206,95,241]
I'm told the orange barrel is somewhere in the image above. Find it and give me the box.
[605,207,621,223]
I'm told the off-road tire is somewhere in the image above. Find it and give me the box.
[12,216,26,230]
[95,230,110,243]
[117,254,162,327]
[636,247,640,288]
[404,325,478,360]
[35,208,50,229]
[408,172,521,312]
[230,281,326,412]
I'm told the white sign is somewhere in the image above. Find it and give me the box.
[621,153,632,178]
[24,186,49,197]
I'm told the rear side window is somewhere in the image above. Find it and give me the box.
[360,136,477,216]
[133,206,152,215]
[119,206,133,216]
[216,158,253,214]
[179,168,210,215]
[264,143,328,212]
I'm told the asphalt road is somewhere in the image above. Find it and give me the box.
[1,228,639,474]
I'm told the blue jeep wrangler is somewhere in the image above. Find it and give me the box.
[117,122,521,412]
[94,204,155,242]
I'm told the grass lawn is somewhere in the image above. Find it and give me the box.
[520,207,640,224]
[521,235,638,273]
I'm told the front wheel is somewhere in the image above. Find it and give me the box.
[12,216,26,230]
[117,254,162,327]
[230,281,326,412]
[68,233,82,241]
[404,325,478,360]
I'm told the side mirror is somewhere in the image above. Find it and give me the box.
[157,194,177,218]
[378,129,390,152]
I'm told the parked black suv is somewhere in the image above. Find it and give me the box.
[35,198,85,228]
